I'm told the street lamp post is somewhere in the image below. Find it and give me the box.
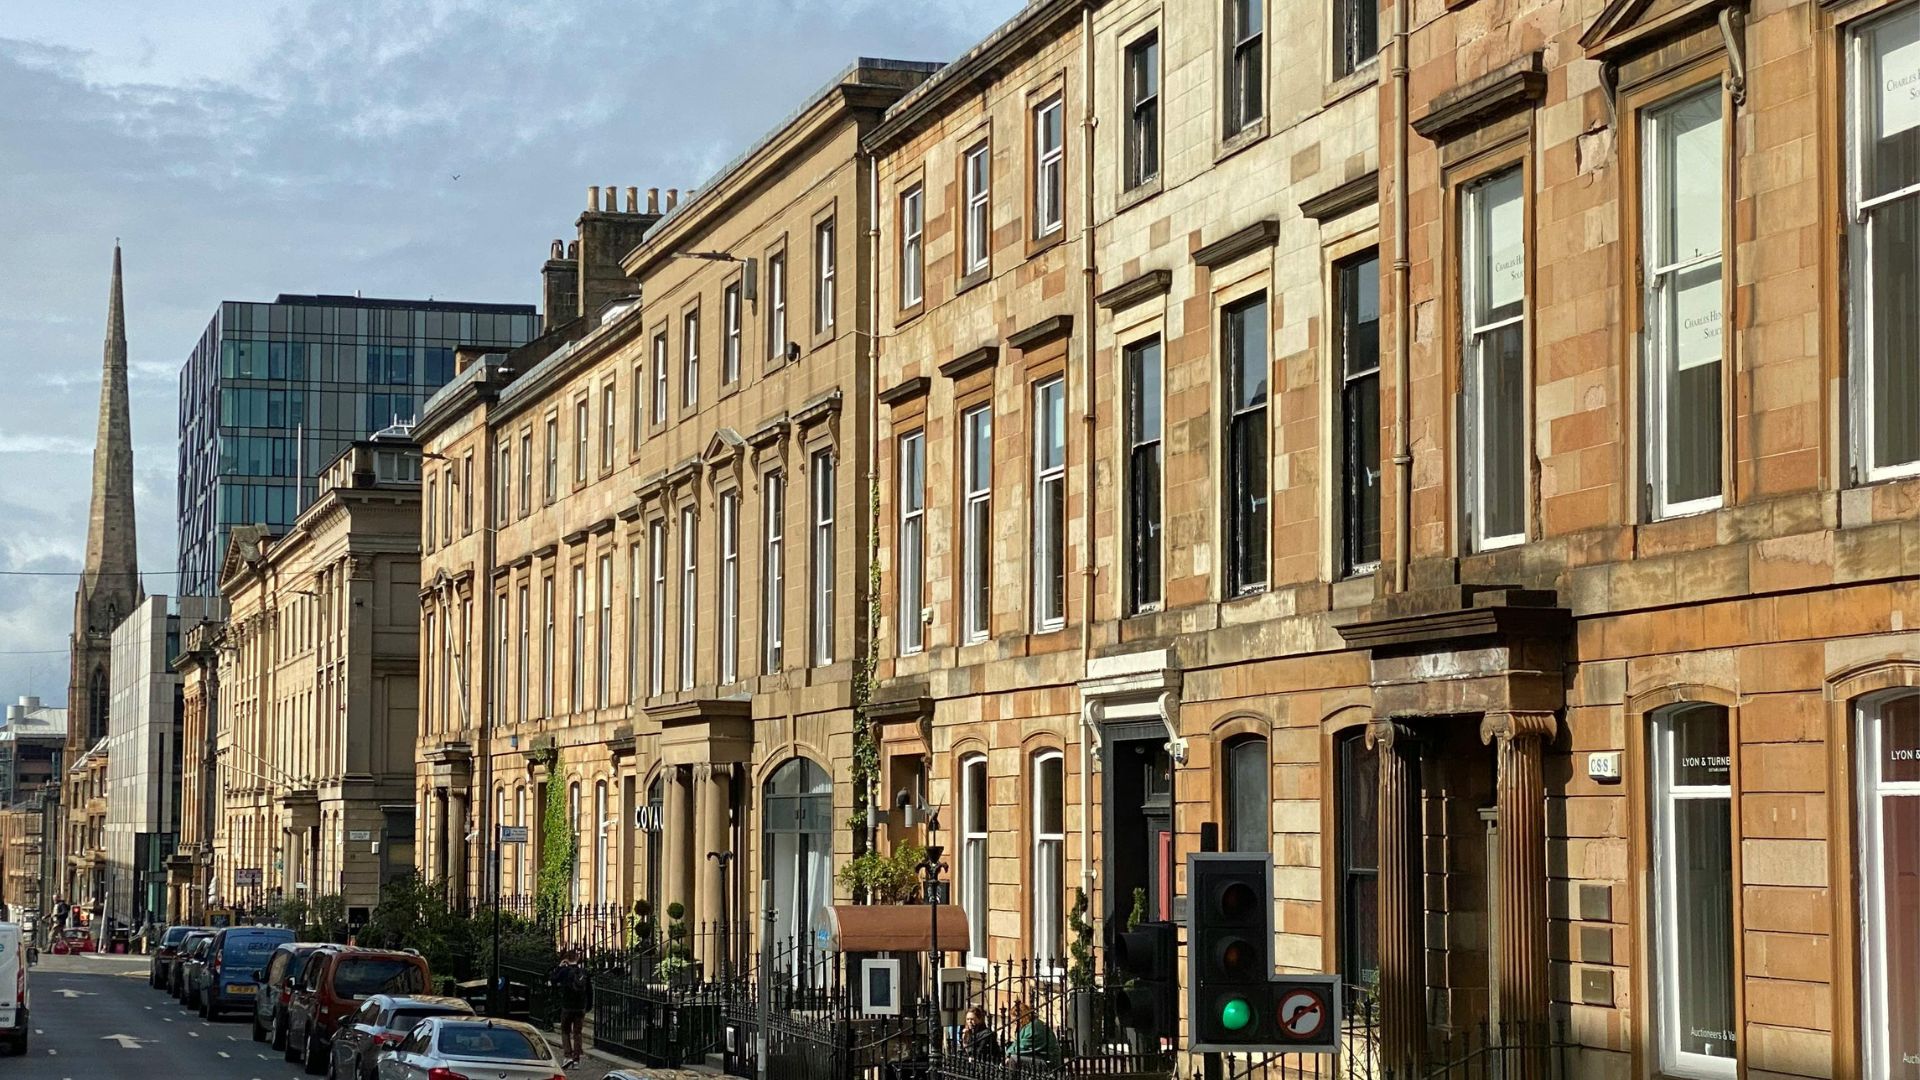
[917,809,947,1071]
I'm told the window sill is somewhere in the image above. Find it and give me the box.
[1116,177,1163,215]
[1324,60,1380,110]
[956,266,991,297]
[1025,226,1066,262]
[896,300,926,328]
[1216,119,1269,165]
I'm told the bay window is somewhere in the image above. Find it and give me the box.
[1643,86,1725,519]
[1462,167,1527,549]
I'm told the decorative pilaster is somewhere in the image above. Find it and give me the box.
[447,789,470,911]
[1368,719,1425,1073]
[663,766,693,916]
[1480,710,1556,1039]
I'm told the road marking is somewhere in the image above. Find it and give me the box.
[52,988,96,998]
[218,1050,230,1058]
[188,1029,200,1037]
[101,1033,145,1049]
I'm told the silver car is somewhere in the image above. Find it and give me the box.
[375,1016,565,1080]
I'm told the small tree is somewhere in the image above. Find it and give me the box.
[307,893,349,942]
[654,901,693,983]
[835,842,927,904]
[1067,887,1096,991]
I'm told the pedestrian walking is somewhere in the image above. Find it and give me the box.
[548,948,592,1068]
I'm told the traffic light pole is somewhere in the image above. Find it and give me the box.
[1199,827,1221,1080]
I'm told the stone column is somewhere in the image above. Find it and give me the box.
[448,789,470,910]
[1368,720,1426,1073]
[663,767,692,918]
[1481,710,1556,1041]
[701,764,734,977]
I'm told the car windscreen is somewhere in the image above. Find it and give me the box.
[161,927,192,946]
[332,958,427,997]
[435,1025,546,1061]
[386,1006,468,1032]
[222,933,289,964]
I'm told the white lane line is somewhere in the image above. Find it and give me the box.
[218,1050,230,1058]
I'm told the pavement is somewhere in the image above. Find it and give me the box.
[10,950,708,1080]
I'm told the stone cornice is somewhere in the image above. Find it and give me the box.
[1299,171,1380,221]
[792,389,844,429]
[1095,269,1173,312]
[939,345,999,381]
[1411,54,1546,143]
[1194,219,1281,269]
[879,376,930,406]
[1007,314,1073,351]
[747,413,790,449]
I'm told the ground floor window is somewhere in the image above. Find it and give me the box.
[1336,728,1378,986]
[1649,703,1735,1076]
[763,758,833,953]
[1858,688,1920,1079]
[1031,751,1065,967]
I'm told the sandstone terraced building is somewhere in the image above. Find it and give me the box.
[410,0,1919,1074]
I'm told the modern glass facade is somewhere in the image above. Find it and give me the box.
[176,294,538,596]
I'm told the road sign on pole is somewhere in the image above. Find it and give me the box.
[498,825,528,844]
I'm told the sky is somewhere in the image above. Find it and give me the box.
[0,0,1022,705]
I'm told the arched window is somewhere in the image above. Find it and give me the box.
[1223,735,1269,852]
[762,758,832,947]
[1648,702,1734,1075]
[959,754,989,968]
[1857,688,1920,1079]
[1334,728,1378,986]
[593,781,610,907]
[1030,751,1065,966]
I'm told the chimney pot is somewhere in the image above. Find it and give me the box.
[587,185,601,211]
[605,184,618,211]
[626,186,639,213]
[666,188,680,211]
[647,188,660,213]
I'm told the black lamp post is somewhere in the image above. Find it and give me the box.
[917,809,947,1070]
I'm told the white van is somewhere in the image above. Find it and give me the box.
[0,923,27,1053]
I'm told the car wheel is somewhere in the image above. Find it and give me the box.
[302,1034,327,1075]
[252,1013,266,1042]
[285,1024,303,1062]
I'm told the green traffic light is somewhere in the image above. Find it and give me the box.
[1221,997,1252,1031]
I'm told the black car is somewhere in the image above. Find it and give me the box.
[149,925,197,989]
[172,931,213,1003]
[252,941,328,1048]
[327,994,473,1080]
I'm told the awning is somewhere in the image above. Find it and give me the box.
[825,904,970,954]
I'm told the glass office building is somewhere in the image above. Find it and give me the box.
[176,294,538,596]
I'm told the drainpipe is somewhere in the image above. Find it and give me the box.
[1076,0,1100,922]
[1389,0,1413,594]
[864,146,882,861]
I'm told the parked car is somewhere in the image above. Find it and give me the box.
[172,931,213,1001]
[199,925,293,1021]
[48,927,93,955]
[0,922,28,1055]
[150,925,198,989]
[374,1016,565,1080]
[286,947,431,1076]
[328,994,474,1080]
[253,941,328,1048]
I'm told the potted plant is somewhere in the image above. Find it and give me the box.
[654,902,698,988]
[1067,887,1098,1054]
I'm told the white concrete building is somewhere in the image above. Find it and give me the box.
[105,596,215,927]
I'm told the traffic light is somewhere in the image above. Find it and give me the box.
[1187,853,1275,1051]
[1109,920,1177,1044]
[1187,852,1344,1054]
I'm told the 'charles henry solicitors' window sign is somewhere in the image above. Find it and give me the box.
[1880,20,1920,140]
[1485,177,1525,313]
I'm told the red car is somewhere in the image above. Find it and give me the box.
[49,928,94,955]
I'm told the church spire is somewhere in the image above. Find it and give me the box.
[77,242,142,636]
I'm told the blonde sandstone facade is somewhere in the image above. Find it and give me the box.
[398,0,1917,1074]
[214,442,422,915]
[413,61,937,971]
[168,616,220,922]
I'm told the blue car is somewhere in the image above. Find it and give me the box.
[201,926,295,1021]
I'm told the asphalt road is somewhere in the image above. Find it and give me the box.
[12,950,313,1079]
[13,950,660,1080]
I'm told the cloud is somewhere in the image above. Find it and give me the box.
[0,0,1023,702]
